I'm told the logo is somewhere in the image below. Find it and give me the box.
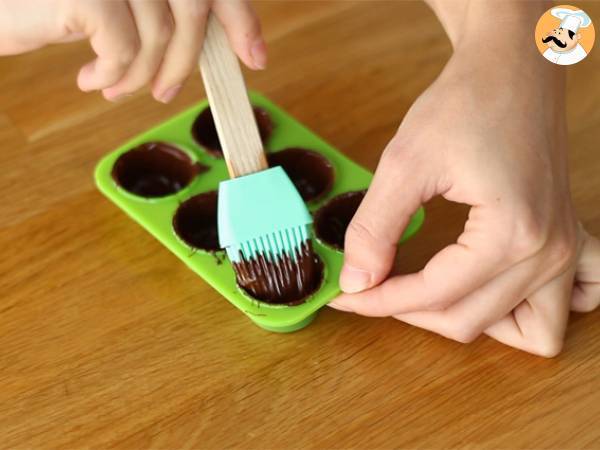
[535,5,595,65]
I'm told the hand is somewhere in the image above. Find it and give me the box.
[328,39,600,357]
[0,0,265,102]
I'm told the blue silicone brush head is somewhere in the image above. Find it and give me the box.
[218,166,312,261]
[218,166,322,303]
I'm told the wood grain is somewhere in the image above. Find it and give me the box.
[0,1,599,448]
[200,15,268,178]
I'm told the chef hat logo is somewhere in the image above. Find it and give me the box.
[551,7,592,33]
[535,4,595,66]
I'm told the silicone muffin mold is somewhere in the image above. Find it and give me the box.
[95,92,425,332]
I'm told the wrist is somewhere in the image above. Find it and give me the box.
[458,1,550,52]
[442,0,565,104]
[428,0,552,50]
[438,47,566,141]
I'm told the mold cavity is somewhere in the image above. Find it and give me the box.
[314,190,366,251]
[267,148,334,202]
[233,241,324,306]
[191,106,273,157]
[173,191,220,252]
[112,142,204,198]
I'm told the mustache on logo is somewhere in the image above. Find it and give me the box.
[542,35,567,48]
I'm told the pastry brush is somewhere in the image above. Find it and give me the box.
[199,15,316,301]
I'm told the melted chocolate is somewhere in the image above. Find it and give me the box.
[233,240,324,305]
[112,142,205,198]
[314,190,366,250]
[191,106,274,157]
[173,191,221,252]
[267,148,334,202]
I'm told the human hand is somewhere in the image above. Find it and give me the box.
[328,38,600,357]
[0,0,265,102]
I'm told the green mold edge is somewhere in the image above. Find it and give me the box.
[94,91,426,333]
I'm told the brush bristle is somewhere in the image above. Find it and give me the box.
[230,232,323,304]
[226,225,310,263]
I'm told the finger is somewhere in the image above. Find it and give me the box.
[55,32,86,44]
[77,2,140,92]
[571,229,600,312]
[212,0,266,70]
[327,302,354,313]
[339,141,435,294]
[390,241,558,342]
[485,268,574,358]
[152,0,210,103]
[390,255,543,342]
[330,249,511,317]
[335,200,520,312]
[102,0,174,101]
[0,0,67,54]
[332,223,566,319]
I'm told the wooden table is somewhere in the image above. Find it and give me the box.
[1,2,599,448]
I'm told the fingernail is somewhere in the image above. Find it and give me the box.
[158,85,182,104]
[340,264,372,294]
[327,300,354,313]
[103,91,132,102]
[328,301,353,313]
[250,38,267,70]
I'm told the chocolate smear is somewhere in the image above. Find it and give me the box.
[267,148,334,202]
[112,142,205,198]
[233,240,324,305]
[314,190,366,250]
[192,106,274,157]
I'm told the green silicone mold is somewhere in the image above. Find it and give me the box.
[95,91,425,333]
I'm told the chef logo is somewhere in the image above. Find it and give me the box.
[535,5,595,65]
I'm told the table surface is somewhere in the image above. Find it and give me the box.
[1,2,599,448]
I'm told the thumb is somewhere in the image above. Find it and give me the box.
[340,143,430,293]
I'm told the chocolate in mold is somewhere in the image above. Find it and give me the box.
[191,106,273,157]
[314,190,366,251]
[267,148,334,202]
[112,142,205,198]
[173,191,221,252]
[233,241,324,305]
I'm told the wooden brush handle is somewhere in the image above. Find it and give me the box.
[199,15,268,178]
